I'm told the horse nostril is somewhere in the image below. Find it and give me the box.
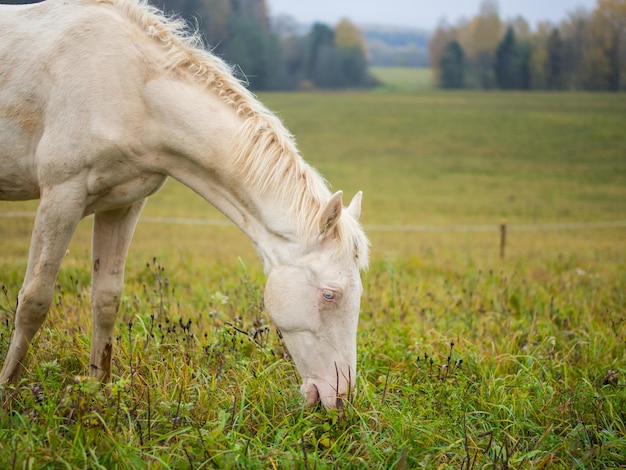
[302,382,320,406]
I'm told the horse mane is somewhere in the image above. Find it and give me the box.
[101,0,369,268]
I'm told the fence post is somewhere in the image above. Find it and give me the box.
[500,220,506,259]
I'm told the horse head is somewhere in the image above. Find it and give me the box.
[264,191,366,409]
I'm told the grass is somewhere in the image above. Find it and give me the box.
[369,66,434,92]
[1,91,625,468]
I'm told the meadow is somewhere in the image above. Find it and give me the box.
[369,67,434,92]
[0,91,625,468]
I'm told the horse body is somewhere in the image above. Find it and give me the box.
[0,0,368,409]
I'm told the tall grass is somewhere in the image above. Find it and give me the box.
[1,91,625,468]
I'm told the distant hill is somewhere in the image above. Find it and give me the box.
[270,16,432,68]
[361,25,431,67]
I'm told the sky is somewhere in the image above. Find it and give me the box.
[265,0,598,30]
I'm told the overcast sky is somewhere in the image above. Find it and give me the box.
[265,0,597,30]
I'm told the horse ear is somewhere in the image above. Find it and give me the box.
[346,191,362,220]
[319,190,343,238]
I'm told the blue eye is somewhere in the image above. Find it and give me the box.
[322,290,335,301]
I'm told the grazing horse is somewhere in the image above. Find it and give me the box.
[0,0,369,409]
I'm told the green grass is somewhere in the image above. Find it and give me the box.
[1,91,625,468]
[369,66,434,92]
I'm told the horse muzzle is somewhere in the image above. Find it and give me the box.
[301,368,355,409]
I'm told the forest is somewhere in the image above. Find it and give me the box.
[5,0,625,91]
[430,0,625,91]
[156,0,626,91]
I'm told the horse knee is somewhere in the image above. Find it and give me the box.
[91,288,122,328]
[16,286,53,323]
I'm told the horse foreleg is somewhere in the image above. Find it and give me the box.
[0,188,84,384]
[89,200,145,383]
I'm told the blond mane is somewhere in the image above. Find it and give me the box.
[102,0,369,268]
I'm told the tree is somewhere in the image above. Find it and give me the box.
[278,31,307,90]
[338,46,369,87]
[224,0,283,90]
[306,23,335,82]
[495,26,531,89]
[495,26,517,88]
[334,19,369,87]
[202,0,231,52]
[440,41,465,88]
[228,17,285,89]
[470,0,502,88]
[577,6,614,92]
[560,9,592,89]
[593,0,626,90]
[546,29,564,89]
[334,18,368,58]
[312,45,343,88]
[511,16,531,40]
[429,22,459,85]
[528,21,552,89]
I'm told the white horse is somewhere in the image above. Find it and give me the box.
[0,0,369,409]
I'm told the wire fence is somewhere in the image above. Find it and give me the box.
[1,211,625,232]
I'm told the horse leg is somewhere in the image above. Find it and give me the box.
[0,187,84,384]
[89,200,145,383]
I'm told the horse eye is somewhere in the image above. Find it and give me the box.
[321,290,335,301]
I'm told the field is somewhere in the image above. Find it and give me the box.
[370,67,434,92]
[1,91,625,468]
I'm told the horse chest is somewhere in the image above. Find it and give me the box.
[0,173,40,201]
[0,143,40,201]
[84,171,166,215]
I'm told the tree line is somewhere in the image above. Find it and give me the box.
[151,0,372,90]
[429,0,625,91]
[8,0,623,91]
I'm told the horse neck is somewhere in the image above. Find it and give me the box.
[142,77,306,272]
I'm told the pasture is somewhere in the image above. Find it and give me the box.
[370,66,434,92]
[1,91,625,468]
